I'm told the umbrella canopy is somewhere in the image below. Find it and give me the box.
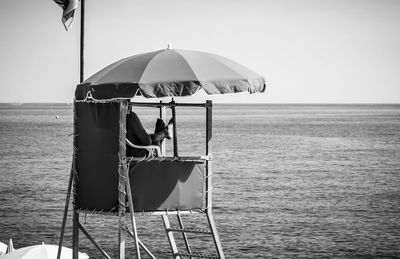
[76,48,266,100]
[0,241,7,255]
[0,244,89,259]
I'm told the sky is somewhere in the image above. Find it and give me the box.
[0,0,399,103]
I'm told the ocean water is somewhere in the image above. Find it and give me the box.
[0,103,399,258]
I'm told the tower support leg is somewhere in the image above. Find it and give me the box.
[162,215,180,259]
[72,210,79,259]
[177,214,192,257]
[207,212,225,259]
[125,165,141,259]
[57,167,74,259]
[118,100,128,259]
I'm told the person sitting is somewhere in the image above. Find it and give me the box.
[126,109,172,157]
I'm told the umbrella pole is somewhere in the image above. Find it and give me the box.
[159,100,166,155]
[170,99,178,157]
[205,100,212,212]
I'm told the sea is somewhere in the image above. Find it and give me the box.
[0,103,399,258]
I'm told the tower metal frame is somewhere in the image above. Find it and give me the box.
[57,99,225,258]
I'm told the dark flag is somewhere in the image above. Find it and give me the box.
[53,0,79,30]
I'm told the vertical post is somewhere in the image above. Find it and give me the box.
[124,166,141,259]
[57,101,77,259]
[170,99,178,157]
[159,101,166,156]
[57,162,74,259]
[205,100,225,258]
[118,100,128,259]
[71,102,80,259]
[72,210,79,259]
[71,104,79,259]
[72,1,84,257]
[80,0,85,83]
[207,213,225,259]
[205,100,212,212]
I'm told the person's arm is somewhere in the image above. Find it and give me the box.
[127,112,152,146]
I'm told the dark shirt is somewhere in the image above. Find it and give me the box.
[126,112,151,157]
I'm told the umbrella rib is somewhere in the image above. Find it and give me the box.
[204,52,252,80]
[173,50,201,80]
[180,49,256,84]
[88,50,164,85]
[137,50,202,96]
[201,52,267,93]
[173,50,203,95]
[87,57,130,85]
[137,51,166,83]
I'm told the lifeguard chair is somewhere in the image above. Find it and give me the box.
[63,98,222,258]
[57,48,265,259]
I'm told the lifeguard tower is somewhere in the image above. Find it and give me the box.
[57,48,265,259]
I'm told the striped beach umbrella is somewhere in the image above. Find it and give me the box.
[0,241,7,255]
[75,47,266,100]
[1,243,88,259]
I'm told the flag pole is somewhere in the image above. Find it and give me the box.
[80,0,85,83]
[57,1,85,259]
[73,2,84,258]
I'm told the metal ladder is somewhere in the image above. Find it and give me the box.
[162,213,225,259]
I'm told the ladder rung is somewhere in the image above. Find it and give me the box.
[176,252,220,259]
[168,227,213,234]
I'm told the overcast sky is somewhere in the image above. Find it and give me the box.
[0,0,399,103]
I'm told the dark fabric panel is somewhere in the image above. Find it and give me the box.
[74,102,120,211]
[129,160,204,212]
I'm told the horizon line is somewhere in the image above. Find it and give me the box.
[1,102,399,105]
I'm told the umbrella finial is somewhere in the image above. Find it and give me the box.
[167,43,172,49]
[6,239,14,253]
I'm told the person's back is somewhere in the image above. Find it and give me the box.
[126,112,152,157]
